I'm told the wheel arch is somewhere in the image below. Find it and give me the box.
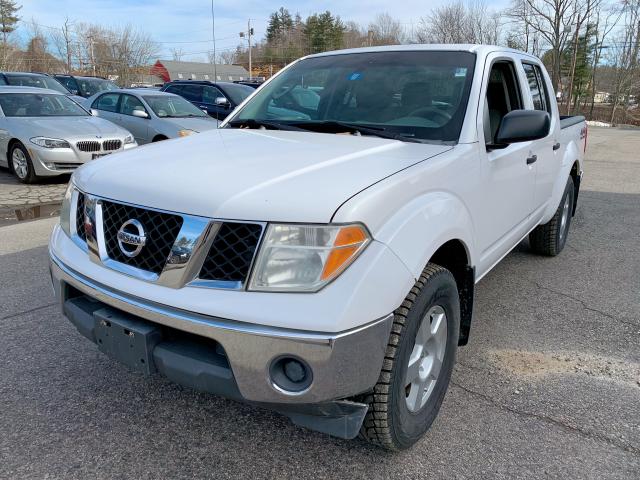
[429,239,475,346]
[6,138,23,172]
[152,134,168,142]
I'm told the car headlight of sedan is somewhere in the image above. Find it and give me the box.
[30,137,71,149]
[59,182,74,237]
[124,134,135,144]
[178,129,197,137]
[248,223,370,292]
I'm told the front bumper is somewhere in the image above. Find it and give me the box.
[50,252,393,407]
[29,142,137,176]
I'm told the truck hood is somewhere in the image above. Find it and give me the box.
[18,115,128,139]
[74,129,451,222]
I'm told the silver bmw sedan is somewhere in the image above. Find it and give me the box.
[0,86,137,183]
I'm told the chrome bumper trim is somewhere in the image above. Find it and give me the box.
[50,250,393,404]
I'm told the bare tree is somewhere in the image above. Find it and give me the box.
[368,13,406,45]
[607,0,640,123]
[171,47,184,61]
[416,1,500,44]
[507,0,577,90]
[50,17,74,73]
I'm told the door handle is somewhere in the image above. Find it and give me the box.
[526,155,537,165]
[552,142,561,151]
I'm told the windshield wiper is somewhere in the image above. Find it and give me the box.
[289,120,424,143]
[227,118,307,131]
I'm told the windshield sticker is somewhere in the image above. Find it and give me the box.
[348,72,362,81]
[454,68,467,77]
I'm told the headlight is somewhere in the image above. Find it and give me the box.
[60,182,73,237]
[124,134,135,144]
[248,223,370,292]
[178,129,197,137]
[30,137,70,149]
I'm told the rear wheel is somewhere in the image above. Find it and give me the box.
[359,264,460,450]
[10,142,37,184]
[529,176,575,256]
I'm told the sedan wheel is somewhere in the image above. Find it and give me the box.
[12,148,28,179]
[10,143,37,184]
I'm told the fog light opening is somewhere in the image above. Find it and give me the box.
[269,356,313,394]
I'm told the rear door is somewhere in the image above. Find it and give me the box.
[520,62,559,217]
[117,94,150,144]
[476,54,538,273]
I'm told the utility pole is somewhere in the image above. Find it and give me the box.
[248,19,253,79]
[88,35,96,76]
[240,20,254,80]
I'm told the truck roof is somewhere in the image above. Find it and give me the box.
[307,44,538,60]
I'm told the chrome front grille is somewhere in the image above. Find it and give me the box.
[72,192,265,289]
[76,141,101,152]
[103,139,122,151]
[101,200,183,275]
[75,192,87,242]
[198,223,263,283]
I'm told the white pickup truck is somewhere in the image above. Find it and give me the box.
[49,45,586,450]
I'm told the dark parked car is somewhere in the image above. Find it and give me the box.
[0,72,80,96]
[54,75,119,98]
[160,80,254,120]
[233,80,263,89]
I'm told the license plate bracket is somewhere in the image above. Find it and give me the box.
[91,152,111,160]
[94,308,162,375]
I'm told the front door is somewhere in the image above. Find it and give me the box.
[476,56,538,274]
[118,94,150,144]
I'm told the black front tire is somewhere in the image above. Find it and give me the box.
[529,176,575,256]
[359,264,460,450]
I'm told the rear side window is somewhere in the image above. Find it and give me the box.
[523,63,550,113]
[93,93,120,112]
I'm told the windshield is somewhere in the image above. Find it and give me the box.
[5,74,70,94]
[143,94,208,118]
[0,93,88,117]
[230,51,476,142]
[221,83,254,105]
[77,78,118,97]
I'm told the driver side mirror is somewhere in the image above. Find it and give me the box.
[492,110,550,148]
[214,96,230,107]
[132,109,149,119]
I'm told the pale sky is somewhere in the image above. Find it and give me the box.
[18,0,510,61]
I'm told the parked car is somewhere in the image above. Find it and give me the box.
[160,80,254,120]
[54,75,119,98]
[233,80,263,89]
[49,45,586,449]
[85,89,218,144]
[0,72,84,103]
[0,87,136,183]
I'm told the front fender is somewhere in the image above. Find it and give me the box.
[373,191,476,279]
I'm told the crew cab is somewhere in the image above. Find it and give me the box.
[49,45,586,450]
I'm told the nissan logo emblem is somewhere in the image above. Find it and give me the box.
[117,219,146,258]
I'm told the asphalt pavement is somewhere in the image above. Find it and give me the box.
[0,127,638,479]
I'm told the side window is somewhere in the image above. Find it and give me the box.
[92,93,120,113]
[522,63,550,113]
[180,85,203,102]
[202,85,224,104]
[164,85,181,95]
[484,61,522,143]
[119,95,146,116]
[56,77,75,91]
